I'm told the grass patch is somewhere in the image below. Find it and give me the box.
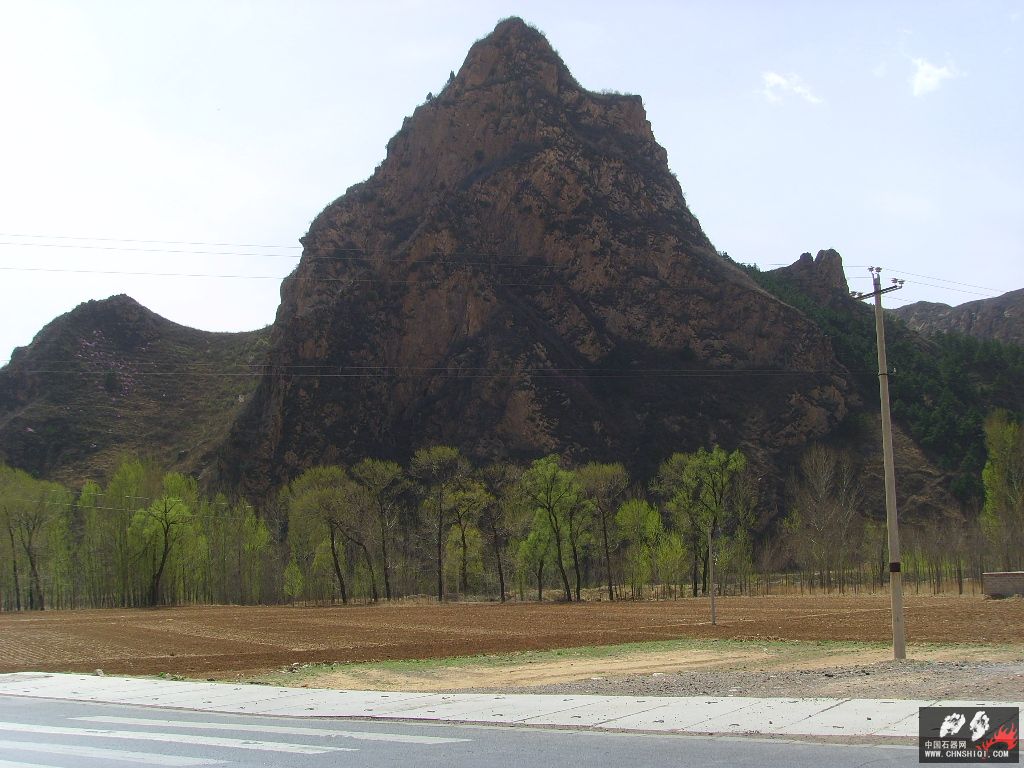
[240,636,1024,688]
[245,637,890,685]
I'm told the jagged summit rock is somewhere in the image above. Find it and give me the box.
[216,19,852,494]
[768,249,852,309]
[458,17,580,93]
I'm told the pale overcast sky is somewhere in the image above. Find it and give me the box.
[1,0,1021,363]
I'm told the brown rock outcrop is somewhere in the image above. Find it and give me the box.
[216,18,853,494]
[768,249,852,310]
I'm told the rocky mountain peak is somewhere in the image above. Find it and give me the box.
[303,18,668,265]
[216,19,856,494]
[455,17,577,95]
[768,249,852,309]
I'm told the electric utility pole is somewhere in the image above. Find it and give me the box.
[708,523,716,625]
[852,267,906,660]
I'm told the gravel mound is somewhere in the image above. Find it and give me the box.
[468,660,1024,700]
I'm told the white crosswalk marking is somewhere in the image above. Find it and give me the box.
[0,760,63,768]
[0,739,224,765]
[0,722,356,754]
[76,715,472,745]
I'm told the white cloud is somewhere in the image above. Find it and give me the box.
[910,57,959,96]
[760,71,822,104]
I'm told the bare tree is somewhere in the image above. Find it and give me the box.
[784,444,863,593]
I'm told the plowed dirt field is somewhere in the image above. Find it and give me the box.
[1,595,1020,678]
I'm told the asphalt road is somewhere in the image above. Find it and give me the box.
[0,696,925,768]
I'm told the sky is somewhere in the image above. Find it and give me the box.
[1,0,1021,364]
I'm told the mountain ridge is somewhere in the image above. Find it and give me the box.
[891,288,1023,347]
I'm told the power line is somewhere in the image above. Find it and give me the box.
[15,365,857,380]
[0,266,568,289]
[0,241,583,272]
[0,264,1007,301]
[0,250,1009,299]
[0,241,302,259]
[896,280,996,298]
[0,233,301,249]
[0,266,291,279]
[0,234,1010,295]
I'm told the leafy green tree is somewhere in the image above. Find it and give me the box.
[105,458,162,606]
[444,520,485,594]
[286,466,365,604]
[410,446,466,601]
[656,446,747,613]
[654,454,700,596]
[75,480,109,607]
[198,497,270,604]
[448,481,491,596]
[478,462,524,602]
[615,499,662,599]
[0,466,26,610]
[578,463,629,601]
[351,459,408,601]
[655,532,689,599]
[129,472,198,606]
[981,410,1024,569]
[0,466,72,610]
[520,456,585,602]
[237,502,271,603]
[517,514,553,601]
[283,557,304,603]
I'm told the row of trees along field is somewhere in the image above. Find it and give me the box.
[1,411,1020,610]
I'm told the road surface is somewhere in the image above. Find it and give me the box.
[0,696,922,768]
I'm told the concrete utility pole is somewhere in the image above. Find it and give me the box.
[852,267,906,661]
[708,524,716,625]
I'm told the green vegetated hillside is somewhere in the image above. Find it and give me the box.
[0,295,271,486]
[745,256,1024,506]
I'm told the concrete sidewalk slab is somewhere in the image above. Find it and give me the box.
[1,672,1019,741]
[600,696,753,731]
[777,698,934,738]
[242,689,436,716]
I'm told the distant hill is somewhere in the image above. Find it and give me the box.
[0,295,269,485]
[891,289,1024,347]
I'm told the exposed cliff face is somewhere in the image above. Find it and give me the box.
[768,250,852,310]
[217,18,853,494]
[891,289,1024,347]
[0,295,268,485]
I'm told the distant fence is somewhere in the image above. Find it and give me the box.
[982,572,1024,598]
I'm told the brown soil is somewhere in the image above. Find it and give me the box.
[0,595,1020,679]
